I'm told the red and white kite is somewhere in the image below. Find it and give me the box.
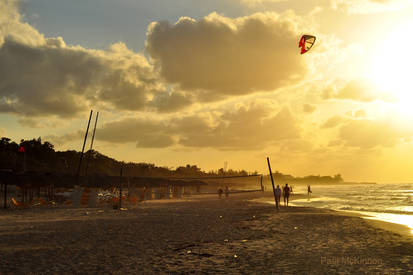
[299,35,316,54]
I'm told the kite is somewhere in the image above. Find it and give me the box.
[299,35,316,54]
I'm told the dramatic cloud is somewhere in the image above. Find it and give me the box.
[1,2,319,117]
[95,117,174,147]
[149,90,194,113]
[0,0,44,46]
[176,104,300,150]
[0,1,190,117]
[55,102,301,150]
[0,38,100,117]
[146,12,309,98]
[0,37,161,117]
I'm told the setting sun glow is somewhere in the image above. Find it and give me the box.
[368,21,413,106]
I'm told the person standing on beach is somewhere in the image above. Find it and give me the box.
[218,188,223,199]
[275,185,282,210]
[224,186,229,198]
[307,185,312,200]
[283,184,290,206]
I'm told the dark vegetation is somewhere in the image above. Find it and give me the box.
[0,137,253,178]
[0,137,344,183]
[272,171,343,184]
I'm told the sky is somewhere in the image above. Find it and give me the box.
[2,0,413,182]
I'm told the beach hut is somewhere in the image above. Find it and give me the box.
[0,171,208,208]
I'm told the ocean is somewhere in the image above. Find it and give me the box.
[286,183,413,234]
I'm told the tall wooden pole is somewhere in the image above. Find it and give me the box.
[119,165,123,209]
[3,184,7,209]
[84,111,99,176]
[127,176,130,199]
[23,150,26,172]
[266,157,277,207]
[76,110,93,186]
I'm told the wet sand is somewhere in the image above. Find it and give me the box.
[0,192,412,274]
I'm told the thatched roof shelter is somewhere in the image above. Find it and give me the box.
[0,170,207,189]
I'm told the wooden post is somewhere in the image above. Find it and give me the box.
[127,176,130,200]
[119,165,123,209]
[51,184,54,201]
[22,186,26,203]
[3,183,7,209]
[23,150,26,172]
[260,175,264,192]
[266,157,277,207]
[76,110,93,186]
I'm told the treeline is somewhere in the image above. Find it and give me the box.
[0,137,254,178]
[0,137,344,182]
[273,171,343,184]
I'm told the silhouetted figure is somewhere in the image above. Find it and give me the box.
[307,185,312,200]
[283,183,290,206]
[224,186,229,198]
[275,185,282,210]
[290,185,293,196]
[218,188,223,199]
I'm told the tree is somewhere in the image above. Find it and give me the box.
[334,174,343,182]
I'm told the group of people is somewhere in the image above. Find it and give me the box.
[274,183,293,210]
[273,184,312,210]
[217,183,312,207]
[218,186,230,198]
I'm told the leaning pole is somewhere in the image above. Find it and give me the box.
[84,111,99,176]
[119,165,123,209]
[76,110,93,186]
[266,157,277,207]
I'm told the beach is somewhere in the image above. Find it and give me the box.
[0,192,412,274]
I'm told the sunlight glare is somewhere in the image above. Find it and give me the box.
[367,21,413,111]
[363,212,413,235]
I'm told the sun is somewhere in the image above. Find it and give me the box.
[367,21,413,106]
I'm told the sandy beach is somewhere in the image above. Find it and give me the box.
[0,192,412,274]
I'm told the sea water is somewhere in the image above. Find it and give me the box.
[288,183,413,234]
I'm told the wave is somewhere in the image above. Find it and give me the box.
[337,206,413,216]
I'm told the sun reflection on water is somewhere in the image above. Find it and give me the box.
[360,212,413,235]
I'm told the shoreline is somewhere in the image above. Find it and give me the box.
[254,191,413,238]
[0,191,412,273]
